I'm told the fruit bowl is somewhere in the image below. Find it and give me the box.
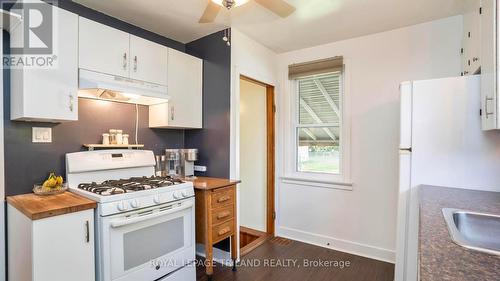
[33,183,68,196]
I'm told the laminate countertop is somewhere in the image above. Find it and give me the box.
[419,185,500,281]
[186,177,241,190]
[7,191,97,220]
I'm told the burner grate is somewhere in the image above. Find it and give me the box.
[77,176,183,195]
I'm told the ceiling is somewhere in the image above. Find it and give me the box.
[73,0,466,53]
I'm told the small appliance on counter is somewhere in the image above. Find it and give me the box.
[165,149,181,176]
[162,149,198,178]
[180,149,198,178]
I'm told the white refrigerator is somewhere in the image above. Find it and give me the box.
[394,75,500,281]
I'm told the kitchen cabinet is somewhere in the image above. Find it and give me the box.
[129,35,168,85]
[149,48,203,128]
[191,177,241,280]
[461,0,482,76]
[10,4,78,122]
[462,1,481,75]
[79,17,130,78]
[79,18,169,86]
[479,0,499,130]
[7,192,97,281]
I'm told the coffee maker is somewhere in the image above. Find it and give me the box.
[180,149,198,178]
[164,149,181,176]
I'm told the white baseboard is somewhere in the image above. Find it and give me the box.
[276,226,395,264]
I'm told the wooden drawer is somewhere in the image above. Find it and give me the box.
[211,205,234,225]
[212,220,234,243]
[211,187,234,209]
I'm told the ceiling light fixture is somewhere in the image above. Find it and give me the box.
[211,0,249,10]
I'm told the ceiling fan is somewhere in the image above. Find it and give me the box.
[199,0,296,23]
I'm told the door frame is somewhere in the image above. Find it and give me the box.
[239,75,276,236]
[230,66,277,260]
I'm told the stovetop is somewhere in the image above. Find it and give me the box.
[77,176,184,196]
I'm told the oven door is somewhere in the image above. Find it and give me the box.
[100,197,195,281]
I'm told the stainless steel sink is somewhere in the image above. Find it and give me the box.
[442,208,500,256]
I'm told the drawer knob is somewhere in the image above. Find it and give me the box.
[218,227,230,236]
[217,196,230,203]
[217,211,231,220]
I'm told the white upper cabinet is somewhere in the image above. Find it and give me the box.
[10,3,78,122]
[129,35,168,85]
[149,49,203,129]
[461,0,482,75]
[79,19,169,87]
[479,0,498,130]
[79,17,130,78]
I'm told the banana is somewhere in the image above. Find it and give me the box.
[42,173,63,189]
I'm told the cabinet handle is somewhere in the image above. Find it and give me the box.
[218,227,231,236]
[217,196,230,203]
[217,211,231,220]
[85,220,90,243]
[69,94,74,112]
[123,53,127,69]
[134,56,137,72]
[170,105,175,121]
[485,97,494,118]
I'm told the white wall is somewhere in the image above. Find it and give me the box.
[230,28,279,257]
[239,79,267,232]
[275,16,464,262]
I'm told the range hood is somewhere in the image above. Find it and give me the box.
[78,69,169,106]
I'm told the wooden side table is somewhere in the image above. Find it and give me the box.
[191,177,241,280]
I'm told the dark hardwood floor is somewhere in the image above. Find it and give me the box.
[196,237,394,281]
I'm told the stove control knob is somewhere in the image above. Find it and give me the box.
[130,199,140,209]
[153,195,161,204]
[181,191,188,198]
[173,191,181,199]
[117,201,128,211]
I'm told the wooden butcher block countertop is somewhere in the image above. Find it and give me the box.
[187,177,241,190]
[7,191,97,220]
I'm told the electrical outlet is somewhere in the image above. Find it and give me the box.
[194,165,207,172]
[32,127,52,143]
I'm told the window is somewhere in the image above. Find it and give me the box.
[295,71,343,174]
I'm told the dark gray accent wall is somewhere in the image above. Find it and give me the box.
[185,31,231,179]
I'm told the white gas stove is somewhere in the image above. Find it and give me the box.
[66,150,195,281]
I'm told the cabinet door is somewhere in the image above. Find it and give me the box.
[470,0,481,73]
[79,17,130,77]
[10,5,78,122]
[461,1,481,75]
[129,35,168,85]
[33,210,95,281]
[480,0,498,129]
[167,49,203,128]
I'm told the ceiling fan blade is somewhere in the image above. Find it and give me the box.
[199,1,222,23]
[254,0,296,18]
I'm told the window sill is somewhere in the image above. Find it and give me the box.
[280,176,353,191]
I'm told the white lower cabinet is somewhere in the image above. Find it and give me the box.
[8,206,95,281]
[10,3,78,122]
[149,49,203,129]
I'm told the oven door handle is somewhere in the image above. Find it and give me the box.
[110,200,193,228]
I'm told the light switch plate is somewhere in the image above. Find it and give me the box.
[32,127,52,143]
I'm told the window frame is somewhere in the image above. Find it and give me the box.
[282,61,352,190]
